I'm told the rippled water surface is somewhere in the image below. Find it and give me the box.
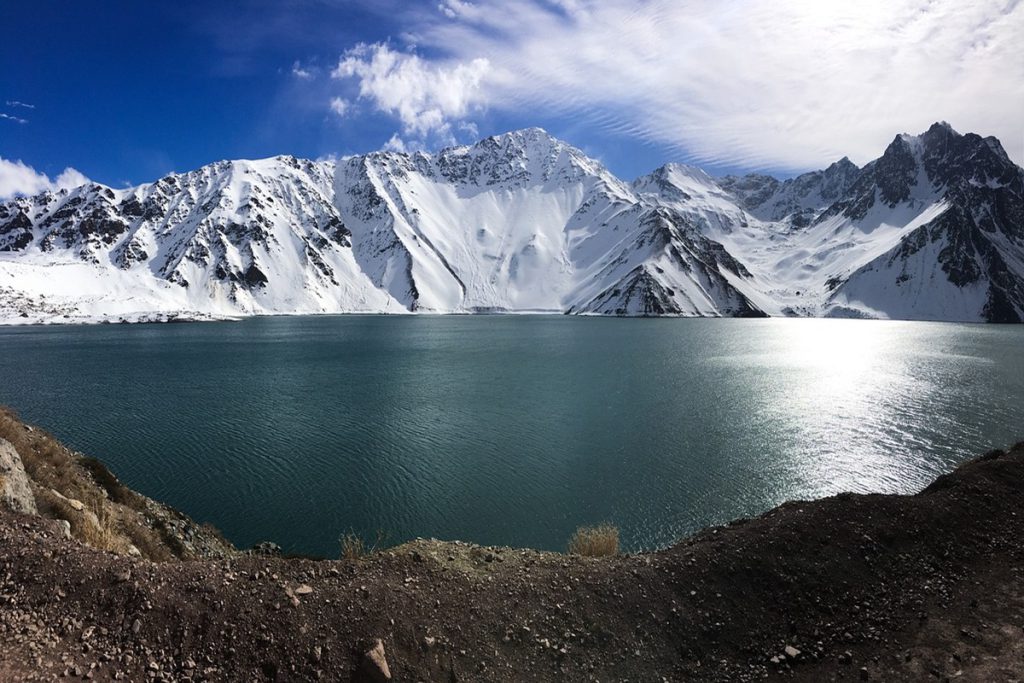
[1,316,1022,555]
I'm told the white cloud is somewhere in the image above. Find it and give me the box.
[331,42,490,145]
[382,133,408,153]
[338,0,1024,170]
[0,158,89,200]
[291,61,313,80]
[54,167,90,189]
[5,100,34,109]
[329,96,350,118]
[0,113,28,124]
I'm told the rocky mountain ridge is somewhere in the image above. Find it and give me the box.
[1,123,1021,323]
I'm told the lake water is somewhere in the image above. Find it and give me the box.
[0,316,1022,556]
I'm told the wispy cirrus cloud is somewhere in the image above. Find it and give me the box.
[3,99,36,124]
[329,0,1024,170]
[0,158,89,200]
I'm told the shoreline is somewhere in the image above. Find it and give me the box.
[1,408,1022,680]
[1,309,1017,328]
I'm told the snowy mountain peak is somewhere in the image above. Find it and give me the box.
[633,163,718,201]
[0,125,1021,324]
[479,126,559,148]
[718,154,860,225]
[825,156,859,176]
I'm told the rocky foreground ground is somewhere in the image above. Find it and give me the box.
[0,409,1023,681]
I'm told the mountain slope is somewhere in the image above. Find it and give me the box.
[0,156,398,321]
[643,123,1024,322]
[823,123,1024,322]
[0,124,1020,323]
[333,129,763,317]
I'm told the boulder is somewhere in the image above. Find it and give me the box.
[0,439,37,515]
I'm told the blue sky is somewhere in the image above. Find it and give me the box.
[1,0,1021,194]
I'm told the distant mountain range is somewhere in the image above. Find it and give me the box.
[1,122,1021,324]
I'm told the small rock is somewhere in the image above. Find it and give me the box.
[859,667,870,680]
[131,619,142,635]
[784,645,801,659]
[356,639,391,682]
[423,636,436,649]
[250,541,282,556]
[294,584,314,596]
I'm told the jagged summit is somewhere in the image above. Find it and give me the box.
[0,124,1021,323]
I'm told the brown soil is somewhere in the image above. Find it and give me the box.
[1,415,1023,681]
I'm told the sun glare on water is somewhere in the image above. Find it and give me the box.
[758,319,947,498]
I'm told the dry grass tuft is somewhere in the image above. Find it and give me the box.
[340,529,387,560]
[34,488,121,553]
[0,408,86,499]
[567,524,620,557]
[340,532,365,560]
[0,405,221,561]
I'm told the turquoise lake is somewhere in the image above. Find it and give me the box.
[1,316,1022,556]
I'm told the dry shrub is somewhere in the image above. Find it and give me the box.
[34,488,118,552]
[80,494,117,551]
[33,488,74,526]
[340,529,387,560]
[567,524,619,557]
[122,522,174,562]
[340,532,365,560]
[79,456,144,509]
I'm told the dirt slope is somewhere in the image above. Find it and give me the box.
[1,427,1023,681]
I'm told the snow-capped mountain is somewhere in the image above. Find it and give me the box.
[637,122,1024,322]
[0,123,1021,323]
[821,123,1024,322]
[333,128,763,317]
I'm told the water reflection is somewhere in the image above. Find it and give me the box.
[710,319,996,506]
[0,316,1020,555]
